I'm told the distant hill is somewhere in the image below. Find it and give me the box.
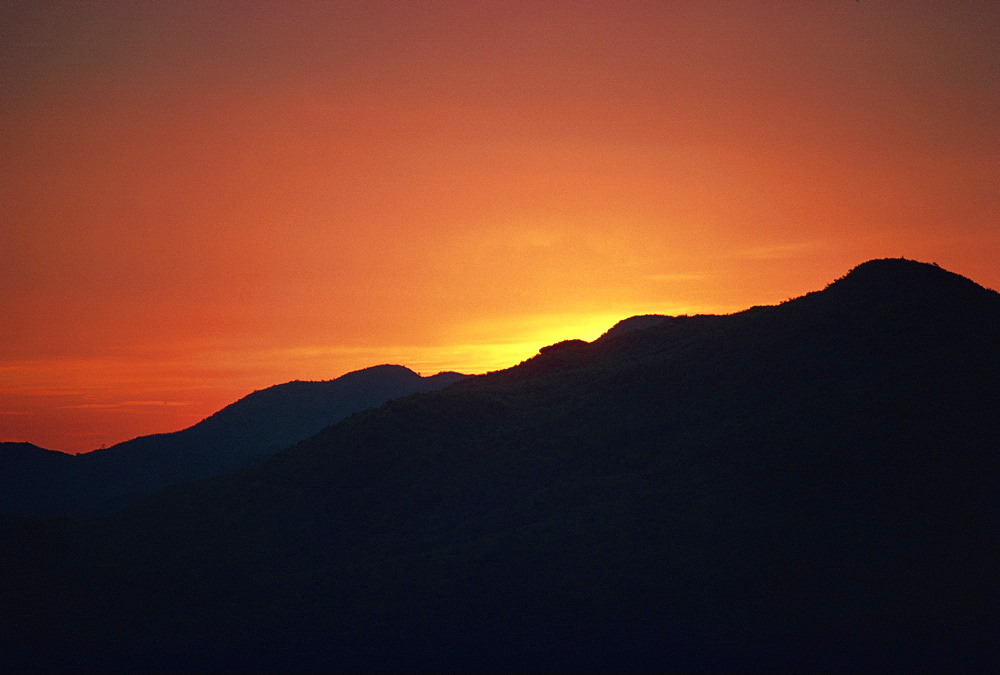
[2,259,997,670]
[0,365,467,517]
[0,443,76,517]
[0,441,68,466]
[0,442,73,486]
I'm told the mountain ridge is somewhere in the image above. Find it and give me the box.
[2,258,997,670]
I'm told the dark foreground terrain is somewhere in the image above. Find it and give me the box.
[2,258,997,670]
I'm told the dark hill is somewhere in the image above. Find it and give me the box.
[0,443,74,500]
[0,444,77,520]
[0,365,467,517]
[3,259,997,670]
[0,442,69,468]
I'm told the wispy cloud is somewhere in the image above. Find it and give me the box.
[60,401,195,411]
[644,273,709,282]
[727,242,822,260]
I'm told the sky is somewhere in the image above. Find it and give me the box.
[2,1,997,453]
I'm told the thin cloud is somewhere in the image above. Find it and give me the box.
[728,243,822,260]
[60,401,195,411]
[644,273,709,282]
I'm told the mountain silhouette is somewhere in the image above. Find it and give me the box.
[0,441,69,467]
[2,258,997,670]
[0,443,77,518]
[0,365,467,517]
[0,442,72,486]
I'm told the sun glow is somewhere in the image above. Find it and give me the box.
[419,311,650,374]
[256,311,669,378]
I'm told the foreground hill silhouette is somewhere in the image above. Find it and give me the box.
[2,259,997,670]
[0,366,466,517]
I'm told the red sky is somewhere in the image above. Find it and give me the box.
[2,1,997,453]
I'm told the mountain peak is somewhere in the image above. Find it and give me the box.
[826,257,986,294]
[806,257,999,317]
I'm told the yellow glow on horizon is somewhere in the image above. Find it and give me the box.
[263,310,679,379]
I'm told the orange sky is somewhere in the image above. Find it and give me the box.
[2,1,997,453]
